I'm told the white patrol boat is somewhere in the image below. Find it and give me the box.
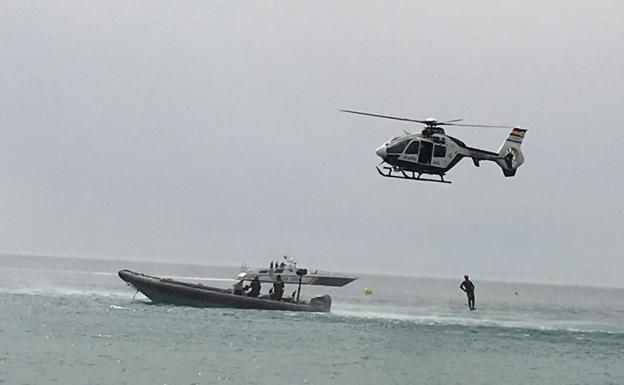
[239,256,357,287]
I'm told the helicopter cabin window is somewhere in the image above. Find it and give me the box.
[405,141,420,154]
[386,139,409,154]
[433,145,446,157]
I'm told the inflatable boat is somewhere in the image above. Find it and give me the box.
[118,269,331,313]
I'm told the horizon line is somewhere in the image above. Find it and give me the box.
[1,251,622,291]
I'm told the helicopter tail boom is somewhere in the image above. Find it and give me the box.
[495,128,527,177]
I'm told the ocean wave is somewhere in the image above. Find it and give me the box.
[0,286,132,298]
[0,267,235,282]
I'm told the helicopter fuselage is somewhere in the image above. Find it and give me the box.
[376,131,503,182]
[340,109,526,183]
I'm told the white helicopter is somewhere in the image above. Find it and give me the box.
[342,109,527,184]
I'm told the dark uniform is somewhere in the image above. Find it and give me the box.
[460,276,476,311]
[248,277,261,297]
[273,275,285,300]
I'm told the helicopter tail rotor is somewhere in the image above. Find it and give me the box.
[495,128,527,177]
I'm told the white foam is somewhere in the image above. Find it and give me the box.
[0,267,117,276]
[0,267,235,282]
[0,285,132,298]
[331,306,621,334]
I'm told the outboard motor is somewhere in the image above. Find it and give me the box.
[310,295,332,312]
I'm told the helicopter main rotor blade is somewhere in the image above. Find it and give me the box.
[342,109,516,128]
[441,122,516,128]
[340,110,429,124]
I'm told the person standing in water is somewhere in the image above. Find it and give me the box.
[460,275,476,310]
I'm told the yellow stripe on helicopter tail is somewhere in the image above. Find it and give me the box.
[510,128,527,138]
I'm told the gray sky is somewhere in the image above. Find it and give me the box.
[1,1,623,287]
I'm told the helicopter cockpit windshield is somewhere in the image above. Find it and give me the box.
[386,139,409,154]
[385,136,401,146]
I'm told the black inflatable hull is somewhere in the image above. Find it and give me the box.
[118,270,331,313]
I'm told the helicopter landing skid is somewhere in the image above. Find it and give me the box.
[376,165,451,184]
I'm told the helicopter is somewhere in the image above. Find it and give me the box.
[342,109,527,184]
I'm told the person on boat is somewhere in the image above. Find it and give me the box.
[247,276,261,297]
[270,261,274,270]
[273,274,285,300]
[232,279,245,295]
[460,275,476,311]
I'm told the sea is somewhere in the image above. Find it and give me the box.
[0,255,623,385]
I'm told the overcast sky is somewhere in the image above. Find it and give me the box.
[1,1,623,287]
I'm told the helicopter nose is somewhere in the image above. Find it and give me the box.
[376,145,387,159]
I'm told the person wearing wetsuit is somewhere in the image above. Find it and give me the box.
[460,275,476,311]
[247,276,261,297]
[273,275,285,301]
